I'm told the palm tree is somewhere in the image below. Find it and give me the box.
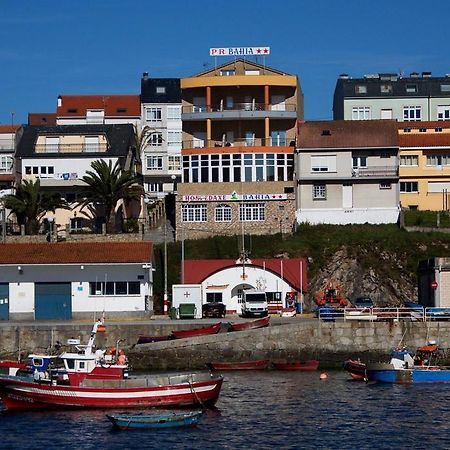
[78,160,142,233]
[3,179,70,235]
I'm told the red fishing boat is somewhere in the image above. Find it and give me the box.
[208,360,270,370]
[136,334,174,345]
[272,360,320,371]
[171,322,222,339]
[227,316,270,332]
[0,320,223,411]
[0,360,28,376]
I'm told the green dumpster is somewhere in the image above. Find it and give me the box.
[169,307,178,320]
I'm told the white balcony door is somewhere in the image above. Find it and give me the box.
[45,137,59,153]
[245,131,255,146]
[271,95,286,111]
[85,136,99,152]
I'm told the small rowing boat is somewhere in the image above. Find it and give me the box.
[271,360,320,371]
[208,360,269,370]
[227,316,270,332]
[106,410,203,430]
[136,334,174,345]
[172,322,221,339]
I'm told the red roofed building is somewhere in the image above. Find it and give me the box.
[178,257,307,315]
[398,121,450,210]
[56,95,141,127]
[0,242,154,321]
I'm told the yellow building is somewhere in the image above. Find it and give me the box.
[399,121,450,210]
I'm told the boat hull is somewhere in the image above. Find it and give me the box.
[272,360,319,371]
[209,360,269,370]
[367,367,450,384]
[343,359,367,380]
[0,373,223,411]
[106,411,203,430]
[136,335,174,345]
[228,316,270,332]
[172,322,221,339]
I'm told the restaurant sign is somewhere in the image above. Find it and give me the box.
[209,47,270,56]
[182,192,286,202]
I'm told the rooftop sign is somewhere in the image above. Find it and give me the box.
[210,47,270,57]
[182,193,286,202]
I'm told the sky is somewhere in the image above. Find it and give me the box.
[1,0,449,125]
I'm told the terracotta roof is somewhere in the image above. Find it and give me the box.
[57,95,140,117]
[28,113,57,126]
[399,134,450,147]
[184,258,308,292]
[0,125,21,133]
[297,120,398,149]
[0,242,153,265]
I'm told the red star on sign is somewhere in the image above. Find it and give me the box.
[256,48,262,54]
[263,48,269,54]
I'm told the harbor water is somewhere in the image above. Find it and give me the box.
[1,370,450,449]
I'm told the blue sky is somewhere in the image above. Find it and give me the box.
[1,0,449,124]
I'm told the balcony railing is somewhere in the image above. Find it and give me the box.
[351,166,398,177]
[182,103,297,113]
[182,137,296,149]
[34,143,108,153]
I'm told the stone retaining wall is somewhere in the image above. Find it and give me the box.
[1,320,449,369]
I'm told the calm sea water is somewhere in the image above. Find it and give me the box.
[1,370,450,449]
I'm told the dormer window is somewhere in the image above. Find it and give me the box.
[355,85,367,94]
[406,84,417,93]
[156,86,166,94]
[419,128,427,133]
[116,108,127,113]
[403,128,411,133]
[67,108,78,113]
[435,128,443,132]
[220,70,236,76]
[380,84,392,93]
[321,129,331,136]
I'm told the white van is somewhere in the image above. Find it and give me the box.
[241,290,268,318]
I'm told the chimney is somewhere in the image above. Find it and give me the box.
[410,72,419,78]
[57,95,62,107]
[142,72,149,80]
[422,72,432,78]
[339,73,349,79]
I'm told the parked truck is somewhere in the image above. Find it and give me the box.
[241,289,268,318]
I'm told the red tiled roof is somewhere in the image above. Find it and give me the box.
[0,242,153,265]
[0,125,21,133]
[399,134,450,147]
[57,95,141,117]
[297,120,398,149]
[28,113,57,126]
[184,258,308,292]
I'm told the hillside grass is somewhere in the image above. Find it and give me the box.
[152,224,450,303]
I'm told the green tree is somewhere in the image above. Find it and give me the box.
[3,179,70,235]
[78,159,142,233]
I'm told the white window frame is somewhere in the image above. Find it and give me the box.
[149,132,163,146]
[167,106,181,120]
[182,204,207,222]
[400,155,419,166]
[437,106,450,121]
[215,204,232,222]
[400,182,418,193]
[313,184,326,200]
[168,155,181,171]
[352,106,370,120]
[403,106,422,121]
[146,107,162,122]
[426,155,450,167]
[311,155,336,172]
[0,155,13,172]
[167,131,182,147]
[239,203,265,221]
[352,156,368,169]
[146,155,164,171]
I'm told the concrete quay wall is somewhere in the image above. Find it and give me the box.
[2,320,450,369]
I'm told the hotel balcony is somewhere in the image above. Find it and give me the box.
[182,102,297,121]
[34,143,108,154]
[182,136,295,151]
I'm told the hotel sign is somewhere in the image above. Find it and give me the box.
[182,193,287,202]
[209,47,270,56]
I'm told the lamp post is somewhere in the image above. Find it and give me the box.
[47,217,54,243]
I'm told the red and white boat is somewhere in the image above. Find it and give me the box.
[227,316,270,332]
[271,360,320,371]
[0,320,223,411]
[0,360,28,376]
[171,322,222,339]
[343,359,367,380]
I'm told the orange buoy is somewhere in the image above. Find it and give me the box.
[319,372,328,380]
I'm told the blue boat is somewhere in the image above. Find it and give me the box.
[106,410,203,430]
[366,345,450,384]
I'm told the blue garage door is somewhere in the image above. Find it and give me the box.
[35,283,72,320]
[0,283,9,320]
